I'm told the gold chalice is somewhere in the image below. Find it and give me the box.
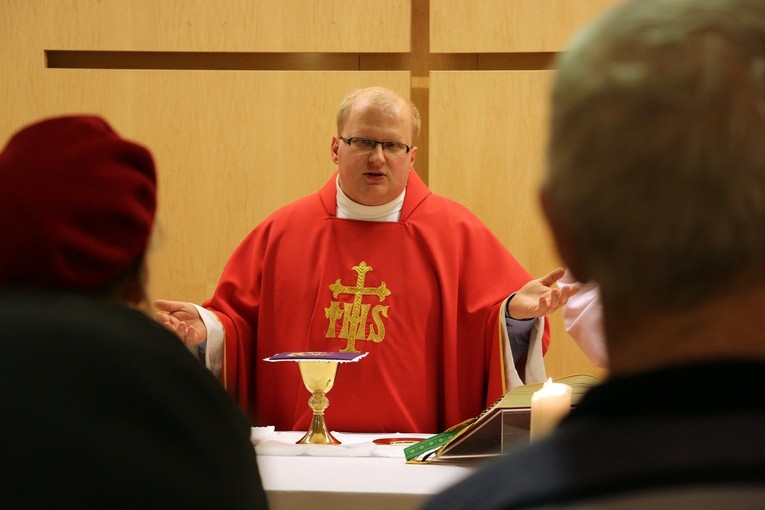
[296,360,341,445]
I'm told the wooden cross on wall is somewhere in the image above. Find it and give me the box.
[45,0,555,183]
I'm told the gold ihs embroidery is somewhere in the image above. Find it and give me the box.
[324,261,391,352]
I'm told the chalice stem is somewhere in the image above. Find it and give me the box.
[296,390,340,445]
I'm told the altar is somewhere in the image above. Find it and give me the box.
[254,431,477,510]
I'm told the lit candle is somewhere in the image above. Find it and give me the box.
[530,378,572,442]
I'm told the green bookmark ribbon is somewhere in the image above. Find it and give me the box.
[403,418,475,462]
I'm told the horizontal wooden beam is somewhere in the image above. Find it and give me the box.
[45,51,557,71]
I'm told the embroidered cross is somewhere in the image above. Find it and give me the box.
[325,261,391,352]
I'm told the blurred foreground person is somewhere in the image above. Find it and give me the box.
[425,0,765,508]
[0,116,268,509]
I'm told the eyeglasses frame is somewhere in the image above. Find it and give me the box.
[339,136,412,155]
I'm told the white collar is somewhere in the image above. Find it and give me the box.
[335,176,405,222]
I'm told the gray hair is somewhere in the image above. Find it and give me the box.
[544,0,765,309]
[336,87,421,142]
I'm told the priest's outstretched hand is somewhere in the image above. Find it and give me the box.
[506,267,580,320]
[155,299,208,345]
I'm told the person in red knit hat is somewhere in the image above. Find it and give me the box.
[0,115,268,509]
[0,115,156,301]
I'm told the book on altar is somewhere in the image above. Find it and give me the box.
[404,373,601,464]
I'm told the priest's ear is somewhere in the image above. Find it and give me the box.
[539,187,591,284]
[330,136,341,165]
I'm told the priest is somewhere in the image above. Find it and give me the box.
[157,87,576,433]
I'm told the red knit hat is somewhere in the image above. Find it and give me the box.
[0,115,157,292]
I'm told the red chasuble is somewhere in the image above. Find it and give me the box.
[204,171,549,433]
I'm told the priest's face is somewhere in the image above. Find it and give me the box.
[331,97,417,206]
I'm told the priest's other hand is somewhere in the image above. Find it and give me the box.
[154,299,208,345]
[506,268,580,320]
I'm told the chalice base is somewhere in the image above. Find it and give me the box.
[296,413,341,445]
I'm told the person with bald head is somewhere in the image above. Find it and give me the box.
[0,115,268,509]
[156,86,575,434]
[424,0,765,507]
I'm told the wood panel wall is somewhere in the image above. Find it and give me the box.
[0,0,617,381]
